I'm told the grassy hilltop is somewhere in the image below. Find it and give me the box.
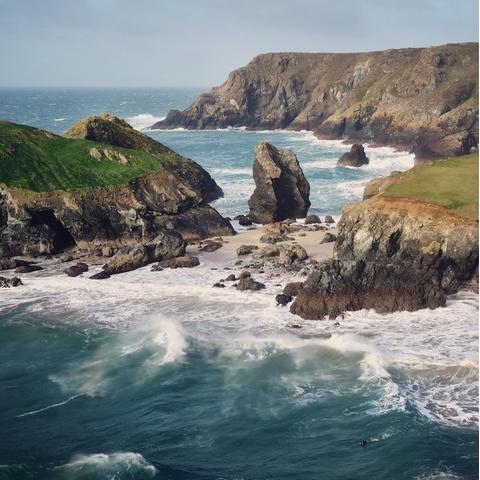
[0,121,178,192]
[383,153,479,221]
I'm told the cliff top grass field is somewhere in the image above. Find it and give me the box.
[0,121,173,192]
[383,153,479,221]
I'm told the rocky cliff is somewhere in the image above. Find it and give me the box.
[291,154,479,319]
[153,43,479,159]
[0,115,233,257]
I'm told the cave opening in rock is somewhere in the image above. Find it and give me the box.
[29,209,76,252]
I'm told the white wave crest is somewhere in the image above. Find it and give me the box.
[148,317,188,366]
[125,113,165,131]
[57,452,157,478]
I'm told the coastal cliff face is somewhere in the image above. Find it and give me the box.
[291,155,479,319]
[0,116,233,256]
[154,43,479,159]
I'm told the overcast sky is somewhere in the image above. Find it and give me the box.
[0,0,478,87]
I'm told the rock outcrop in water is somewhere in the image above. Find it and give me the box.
[337,144,369,167]
[0,115,234,257]
[290,157,479,319]
[248,142,310,223]
[152,43,479,160]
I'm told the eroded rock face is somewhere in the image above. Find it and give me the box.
[291,197,479,319]
[153,44,479,159]
[337,144,369,167]
[103,231,186,274]
[248,142,310,223]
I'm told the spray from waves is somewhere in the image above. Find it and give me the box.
[16,393,86,418]
[56,452,157,479]
[125,113,166,131]
[48,316,189,397]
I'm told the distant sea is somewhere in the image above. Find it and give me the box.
[0,88,478,480]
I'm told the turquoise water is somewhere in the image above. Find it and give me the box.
[0,89,478,479]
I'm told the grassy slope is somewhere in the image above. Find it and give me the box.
[383,153,479,221]
[0,121,177,192]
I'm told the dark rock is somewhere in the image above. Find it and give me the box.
[103,232,186,274]
[290,259,447,320]
[305,215,321,224]
[320,232,337,244]
[225,274,237,281]
[237,276,266,291]
[14,265,43,273]
[89,271,111,280]
[154,256,200,269]
[283,282,304,297]
[213,282,225,288]
[337,144,369,167]
[0,259,20,271]
[248,142,310,223]
[235,215,253,226]
[236,244,258,255]
[199,241,222,252]
[276,294,293,306]
[324,215,335,224]
[64,262,89,277]
[0,276,23,287]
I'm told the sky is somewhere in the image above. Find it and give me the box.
[0,0,478,87]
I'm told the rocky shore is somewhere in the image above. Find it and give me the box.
[152,43,478,160]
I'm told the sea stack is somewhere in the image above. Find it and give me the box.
[248,142,310,224]
[337,144,369,167]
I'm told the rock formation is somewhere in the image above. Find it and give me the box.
[0,116,234,257]
[153,43,479,159]
[248,142,310,223]
[337,144,369,167]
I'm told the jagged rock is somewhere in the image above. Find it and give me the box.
[89,271,111,280]
[337,144,369,167]
[103,232,186,274]
[153,256,200,269]
[283,282,304,297]
[235,215,253,226]
[64,262,89,277]
[320,232,337,244]
[153,45,478,159]
[225,273,236,281]
[199,241,222,252]
[276,294,293,306]
[255,244,308,265]
[305,215,321,224]
[324,215,335,224]
[0,276,22,287]
[14,265,43,273]
[248,142,310,223]
[290,259,447,320]
[237,276,266,291]
[236,244,258,255]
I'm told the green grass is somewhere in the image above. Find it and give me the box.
[0,121,178,192]
[383,153,479,221]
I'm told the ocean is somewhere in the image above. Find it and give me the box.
[0,88,478,480]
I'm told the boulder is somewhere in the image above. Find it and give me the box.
[14,265,43,273]
[255,244,308,265]
[337,144,369,167]
[89,271,111,280]
[235,215,253,226]
[259,233,292,244]
[154,256,200,269]
[283,282,304,297]
[0,276,23,288]
[324,215,335,224]
[248,142,310,223]
[237,276,266,291]
[304,215,321,224]
[212,282,225,288]
[225,273,237,281]
[236,244,258,256]
[199,241,222,252]
[276,294,293,306]
[320,232,337,244]
[103,232,186,274]
[64,262,89,277]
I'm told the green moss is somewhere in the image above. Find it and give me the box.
[383,153,479,221]
[0,121,177,192]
